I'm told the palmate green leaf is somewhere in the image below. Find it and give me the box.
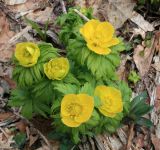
[32,79,54,104]
[67,38,120,80]
[79,82,94,96]
[54,83,78,95]
[21,100,33,119]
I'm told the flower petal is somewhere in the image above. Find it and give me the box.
[87,43,111,55]
[105,38,120,47]
[62,117,81,127]
[75,94,94,123]
[80,19,100,40]
[95,85,123,117]
[96,21,114,42]
[61,94,78,117]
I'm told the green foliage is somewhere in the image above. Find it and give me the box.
[127,92,153,128]
[12,43,58,88]
[25,17,49,41]
[56,7,93,46]
[67,37,126,80]
[128,71,141,84]
[9,88,51,118]
[14,133,26,149]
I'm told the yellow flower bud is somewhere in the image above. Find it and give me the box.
[95,86,123,117]
[15,42,40,67]
[44,57,69,80]
[80,19,120,55]
[61,94,94,127]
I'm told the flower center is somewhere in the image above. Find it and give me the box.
[24,47,34,57]
[103,96,112,106]
[66,103,82,117]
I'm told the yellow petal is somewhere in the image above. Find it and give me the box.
[95,21,114,42]
[61,117,81,127]
[98,108,116,118]
[75,94,94,123]
[61,94,78,117]
[80,19,100,40]
[95,85,123,117]
[87,43,111,55]
[105,38,120,47]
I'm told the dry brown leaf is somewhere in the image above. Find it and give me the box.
[3,76,16,89]
[8,0,48,13]
[29,134,39,147]
[98,0,136,29]
[16,120,28,133]
[131,11,155,32]
[3,0,27,5]
[135,134,144,149]
[0,112,13,121]
[154,85,160,111]
[151,134,160,150]
[74,0,136,29]
[26,7,53,23]
[133,37,156,77]
[0,12,15,62]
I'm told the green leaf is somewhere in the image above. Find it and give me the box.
[94,96,101,107]
[72,128,80,144]
[79,82,94,95]
[131,91,148,111]
[14,133,26,149]
[54,83,78,95]
[25,17,46,41]
[136,117,153,128]
[21,100,33,119]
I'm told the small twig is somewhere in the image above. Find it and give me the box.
[60,0,67,14]
[126,124,135,150]
[73,9,90,22]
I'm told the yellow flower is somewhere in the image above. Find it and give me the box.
[80,19,119,55]
[61,94,94,127]
[15,42,40,67]
[94,85,123,117]
[44,57,69,80]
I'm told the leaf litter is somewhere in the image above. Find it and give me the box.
[0,0,160,149]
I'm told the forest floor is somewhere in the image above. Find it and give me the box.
[0,0,160,150]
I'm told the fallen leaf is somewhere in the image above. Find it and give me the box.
[151,134,160,150]
[154,85,160,111]
[3,76,16,89]
[74,0,136,29]
[130,11,155,32]
[0,112,13,121]
[97,0,136,29]
[0,12,15,62]
[3,0,27,5]
[132,28,146,39]
[0,86,4,97]
[16,120,28,133]
[135,134,144,149]
[8,0,48,13]
[152,56,160,71]
[29,134,39,147]
[133,37,156,77]
[26,7,53,23]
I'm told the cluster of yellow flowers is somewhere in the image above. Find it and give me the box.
[14,19,123,128]
[15,42,69,81]
[61,86,123,127]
